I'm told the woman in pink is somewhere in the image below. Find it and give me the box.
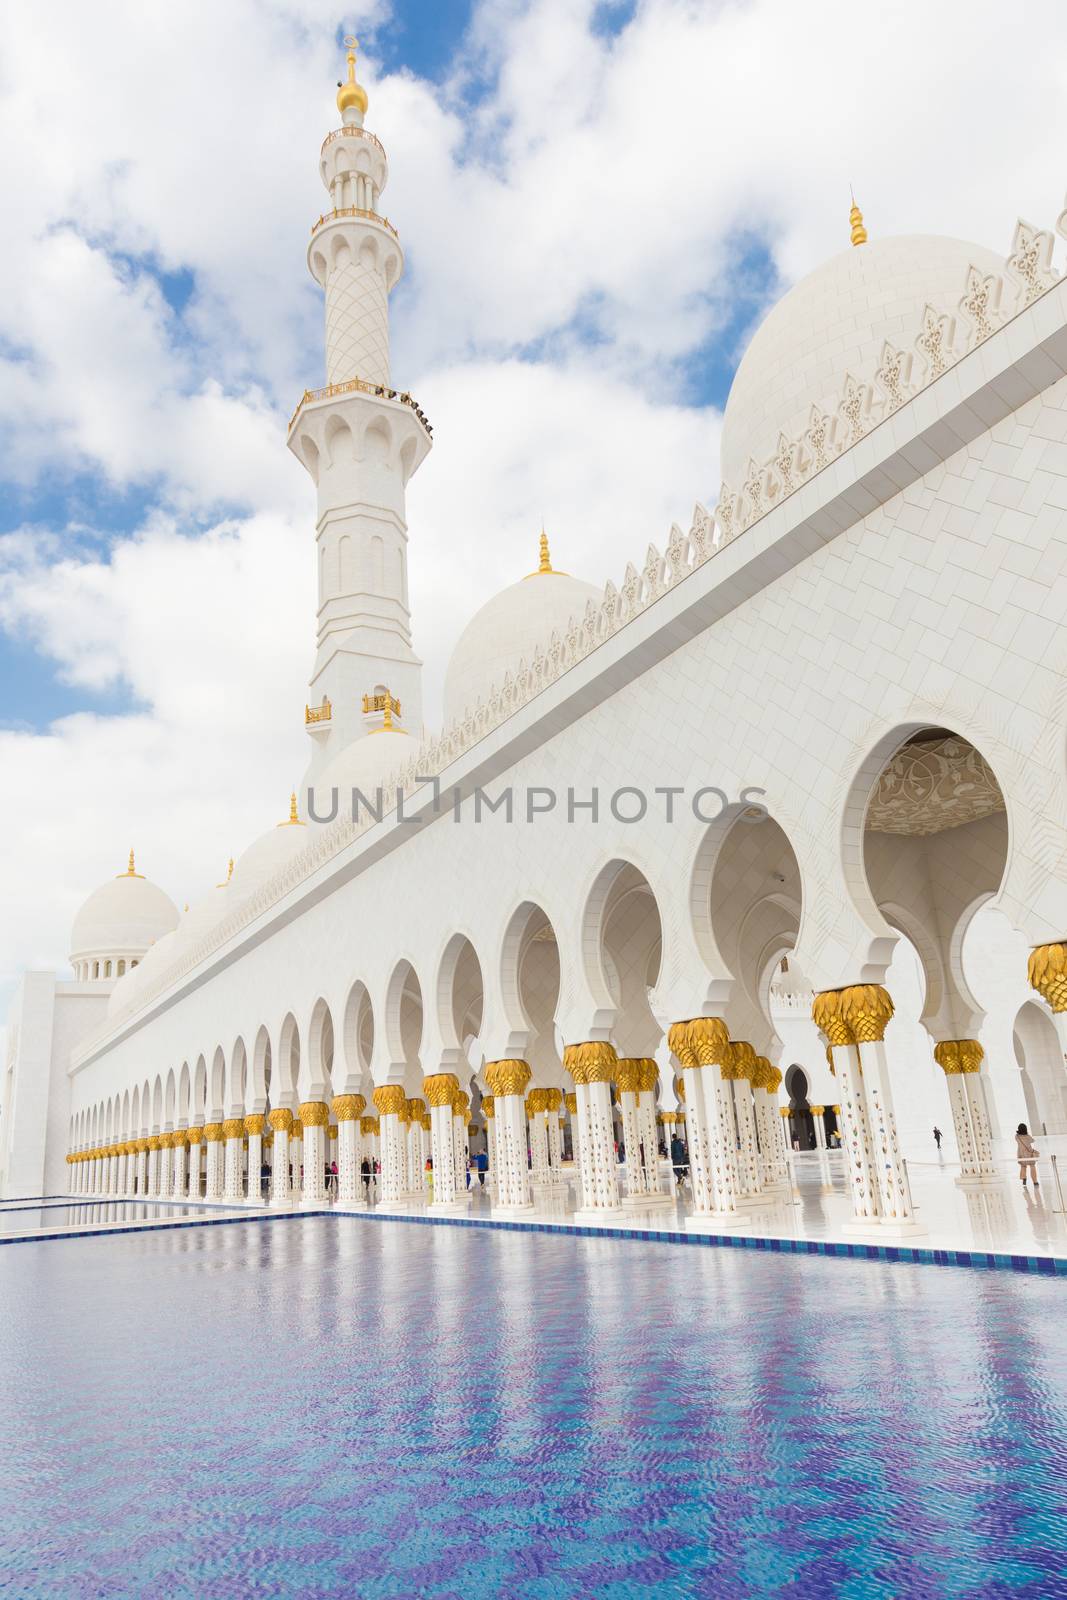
[1016,1123,1040,1186]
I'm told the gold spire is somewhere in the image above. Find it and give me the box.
[278,791,305,828]
[336,35,369,119]
[118,848,144,880]
[524,526,568,578]
[849,191,867,247]
[216,857,234,888]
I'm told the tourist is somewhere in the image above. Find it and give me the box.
[260,1159,270,1197]
[360,1155,371,1198]
[466,1156,472,1189]
[1016,1123,1040,1187]
[476,1148,488,1186]
[933,1126,943,1151]
[329,1158,338,1195]
[670,1133,688,1190]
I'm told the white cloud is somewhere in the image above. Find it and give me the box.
[2,0,1066,1013]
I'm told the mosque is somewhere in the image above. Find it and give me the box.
[6,42,1067,1237]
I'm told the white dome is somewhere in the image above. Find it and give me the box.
[170,879,236,959]
[720,233,1005,489]
[70,861,178,964]
[443,565,600,728]
[307,730,414,824]
[233,810,310,895]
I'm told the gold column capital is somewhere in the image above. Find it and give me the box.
[810,1104,825,1116]
[186,1129,203,1146]
[373,1084,408,1118]
[244,1115,265,1136]
[422,1073,459,1108]
[222,1118,245,1140]
[1028,942,1067,1011]
[203,1123,224,1143]
[485,1058,532,1097]
[727,1040,758,1082]
[360,1115,379,1135]
[332,1094,366,1122]
[562,1041,617,1084]
[840,984,894,1042]
[526,1087,550,1115]
[564,1091,578,1115]
[481,1094,495,1119]
[407,1097,426,1121]
[934,1039,985,1075]
[544,1086,563,1111]
[615,1058,656,1095]
[298,1100,330,1128]
[668,1016,732,1070]
[268,1108,293,1134]
[812,989,853,1046]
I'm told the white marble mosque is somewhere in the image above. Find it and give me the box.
[7,42,1067,1251]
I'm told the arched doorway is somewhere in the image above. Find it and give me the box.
[1013,1002,1067,1135]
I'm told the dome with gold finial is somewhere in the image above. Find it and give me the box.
[336,35,368,123]
[231,794,311,893]
[70,850,179,977]
[442,530,599,727]
[718,204,1004,490]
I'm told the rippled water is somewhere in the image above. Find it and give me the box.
[1,1217,1066,1598]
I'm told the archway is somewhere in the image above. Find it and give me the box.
[1013,1001,1067,1135]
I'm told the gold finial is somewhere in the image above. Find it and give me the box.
[278,790,305,828]
[849,191,867,247]
[524,526,568,579]
[118,848,144,880]
[336,34,369,120]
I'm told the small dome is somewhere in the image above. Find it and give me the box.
[70,853,178,965]
[719,232,1005,489]
[307,730,413,823]
[443,537,600,727]
[233,796,310,894]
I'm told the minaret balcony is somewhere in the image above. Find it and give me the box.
[311,207,398,241]
[305,699,332,736]
[287,378,433,439]
[321,125,385,159]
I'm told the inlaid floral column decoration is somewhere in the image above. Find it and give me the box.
[526,1089,552,1187]
[669,1017,750,1222]
[406,1098,427,1196]
[615,1059,662,1201]
[485,1059,533,1211]
[811,991,881,1224]
[268,1108,292,1206]
[244,1115,264,1202]
[564,1091,581,1186]
[332,1095,366,1205]
[839,985,921,1232]
[423,1074,460,1207]
[754,1059,790,1184]
[934,1041,997,1182]
[452,1088,471,1197]
[728,1043,766,1201]
[372,1085,409,1204]
[563,1042,622,1217]
[184,1129,201,1198]
[203,1124,225,1199]
[299,1101,330,1205]
[543,1088,565,1183]
[482,1095,498,1197]
[147,1134,163,1197]
[222,1119,244,1202]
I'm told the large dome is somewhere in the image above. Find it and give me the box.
[70,856,178,965]
[443,540,600,727]
[232,797,311,892]
[719,232,1005,489]
[307,729,414,824]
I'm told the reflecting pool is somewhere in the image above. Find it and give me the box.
[1,1216,1065,1597]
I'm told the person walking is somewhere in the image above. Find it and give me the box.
[1016,1123,1040,1187]
[933,1126,943,1151]
[476,1148,488,1187]
[361,1155,371,1199]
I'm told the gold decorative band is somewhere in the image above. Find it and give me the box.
[268,1108,293,1134]
[244,1115,265,1136]
[668,1017,732,1071]
[332,1094,366,1122]
[615,1057,656,1095]
[298,1100,330,1128]
[203,1123,224,1143]
[222,1118,245,1140]
[481,1094,495,1119]
[564,1091,577,1115]
[812,985,894,1045]
[526,1087,550,1115]
[360,1115,379,1135]
[423,1073,459,1108]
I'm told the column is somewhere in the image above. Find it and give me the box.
[173,1130,188,1199]
[134,1139,148,1195]
[373,1085,409,1205]
[615,1059,665,1204]
[812,992,882,1227]
[564,1092,581,1187]
[754,1059,790,1185]
[485,1059,534,1212]
[290,1121,304,1201]
[361,1115,380,1200]
[727,1042,767,1202]
[203,1123,225,1200]
[268,1108,293,1206]
[669,1017,751,1226]
[545,1089,565,1184]
[810,1105,828,1150]
[244,1115,265,1203]
[147,1136,162,1197]
[841,985,922,1231]
[407,1098,427,1197]
[527,1090,551,1187]
[108,1148,120,1195]
[186,1128,203,1198]
[222,1120,244,1202]
[452,1089,470,1199]
[563,1043,622,1219]
[934,1041,998,1183]
[299,1101,329,1206]
[332,1094,366,1206]
[424,1075,462,1209]
[482,1096,498,1198]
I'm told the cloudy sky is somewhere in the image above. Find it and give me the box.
[1,0,1065,1021]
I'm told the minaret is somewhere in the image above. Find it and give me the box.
[288,37,432,779]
